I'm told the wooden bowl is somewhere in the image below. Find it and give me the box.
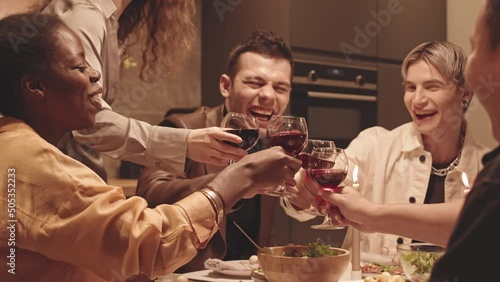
[257,246,350,282]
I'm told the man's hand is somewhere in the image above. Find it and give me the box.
[319,186,378,232]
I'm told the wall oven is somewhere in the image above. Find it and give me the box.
[290,59,378,148]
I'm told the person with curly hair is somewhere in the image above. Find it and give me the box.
[39,0,247,180]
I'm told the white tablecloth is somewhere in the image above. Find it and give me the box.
[157,262,364,282]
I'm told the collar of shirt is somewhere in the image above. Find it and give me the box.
[400,123,424,153]
[98,0,117,18]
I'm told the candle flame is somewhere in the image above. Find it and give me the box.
[462,172,470,189]
[353,165,359,184]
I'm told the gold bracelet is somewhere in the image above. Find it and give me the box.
[205,185,226,213]
[199,188,225,224]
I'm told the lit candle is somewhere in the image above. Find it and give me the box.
[351,165,361,279]
[352,165,359,189]
[462,172,470,194]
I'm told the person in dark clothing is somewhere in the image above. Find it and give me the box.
[429,0,500,280]
[136,30,294,272]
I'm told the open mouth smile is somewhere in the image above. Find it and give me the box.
[414,110,437,120]
[250,107,273,121]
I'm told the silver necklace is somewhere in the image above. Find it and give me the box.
[431,131,465,177]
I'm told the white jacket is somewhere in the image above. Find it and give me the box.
[284,122,490,262]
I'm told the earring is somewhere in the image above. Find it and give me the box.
[463,100,469,112]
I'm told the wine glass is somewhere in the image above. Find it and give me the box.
[298,139,336,169]
[221,112,260,151]
[294,139,337,216]
[266,115,308,198]
[308,147,348,230]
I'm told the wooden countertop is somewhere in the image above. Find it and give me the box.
[107,178,138,198]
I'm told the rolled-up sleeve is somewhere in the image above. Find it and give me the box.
[74,109,190,173]
[44,1,190,173]
[35,184,216,279]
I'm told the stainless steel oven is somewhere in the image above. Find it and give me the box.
[290,59,378,148]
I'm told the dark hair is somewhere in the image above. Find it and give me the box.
[226,30,294,80]
[118,0,196,82]
[486,0,500,49]
[35,0,196,82]
[0,13,64,117]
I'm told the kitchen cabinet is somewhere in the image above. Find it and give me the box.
[202,1,446,106]
[290,0,446,61]
[377,63,411,130]
[378,0,447,61]
[290,0,377,57]
[202,0,290,107]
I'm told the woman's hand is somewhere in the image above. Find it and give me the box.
[208,146,302,205]
[186,127,247,166]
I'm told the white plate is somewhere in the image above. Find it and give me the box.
[185,269,253,281]
[208,260,253,278]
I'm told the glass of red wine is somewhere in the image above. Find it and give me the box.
[296,139,337,215]
[221,112,260,154]
[299,139,336,169]
[308,147,348,230]
[266,115,308,198]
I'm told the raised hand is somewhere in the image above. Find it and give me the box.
[319,186,377,232]
[186,127,248,166]
[207,146,302,204]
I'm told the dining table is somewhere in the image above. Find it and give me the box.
[156,262,364,282]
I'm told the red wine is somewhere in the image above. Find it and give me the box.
[269,131,307,156]
[309,168,347,190]
[223,129,259,150]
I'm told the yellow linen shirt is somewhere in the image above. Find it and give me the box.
[0,118,217,281]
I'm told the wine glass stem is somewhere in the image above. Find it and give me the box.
[323,203,334,225]
[277,183,286,193]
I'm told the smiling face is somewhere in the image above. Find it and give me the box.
[403,60,464,137]
[38,26,102,133]
[220,52,292,137]
[465,0,500,142]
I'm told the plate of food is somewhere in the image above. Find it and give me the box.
[361,262,408,281]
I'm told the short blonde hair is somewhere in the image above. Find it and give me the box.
[401,41,468,94]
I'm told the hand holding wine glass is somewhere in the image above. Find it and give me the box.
[308,147,348,230]
[292,139,337,215]
[266,115,308,198]
[220,112,260,152]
